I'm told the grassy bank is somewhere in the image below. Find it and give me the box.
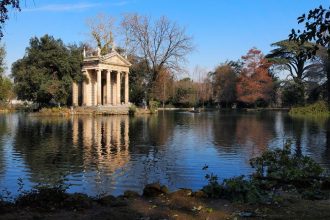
[289,101,330,117]
[1,143,330,219]
[31,107,72,116]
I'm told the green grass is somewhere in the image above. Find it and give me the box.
[289,101,330,116]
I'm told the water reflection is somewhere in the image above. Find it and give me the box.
[11,116,130,194]
[0,111,329,196]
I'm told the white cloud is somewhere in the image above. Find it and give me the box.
[23,1,128,12]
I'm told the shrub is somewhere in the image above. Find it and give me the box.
[222,176,262,203]
[289,101,329,116]
[148,100,160,113]
[15,185,68,210]
[129,104,137,115]
[250,141,324,187]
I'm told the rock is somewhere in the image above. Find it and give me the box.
[160,185,169,194]
[170,189,192,197]
[124,190,140,198]
[238,211,256,217]
[98,195,129,207]
[97,195,116,206]
[193,190,208,198]
[143,183,168,197]
[64,193,93,210]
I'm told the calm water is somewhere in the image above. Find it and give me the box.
[0,110,329,197]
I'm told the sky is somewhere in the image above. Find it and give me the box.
[2,0,329,78]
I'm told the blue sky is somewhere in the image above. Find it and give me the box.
[2,0,329,77]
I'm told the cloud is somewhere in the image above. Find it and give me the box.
[23,1,128,12]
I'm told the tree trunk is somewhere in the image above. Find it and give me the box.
[327,50,330,110]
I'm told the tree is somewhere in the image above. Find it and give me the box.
[0,0,20,38]
[128,56,149,105]
[173,78,197,107]
[289,5,330,106]
[266,40,323,105]
[0,75,12,101]
[0,44,12,102]
[266,40,318,82]
[121,14,194,93]
[212,63,237,108]
[236,48,273,106]
[86,13,115,55]
[152,68,174,108]
[11,35,83,106]
[197,76,212,107]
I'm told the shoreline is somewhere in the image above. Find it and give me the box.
[0,183,329,219]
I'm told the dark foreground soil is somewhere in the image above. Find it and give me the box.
[0,189,330,220]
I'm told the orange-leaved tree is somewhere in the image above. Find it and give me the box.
[236,48,273,106]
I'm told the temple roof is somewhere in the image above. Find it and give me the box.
[83,50,132,68]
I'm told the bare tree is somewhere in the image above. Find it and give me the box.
[121,14,194,86]
[86,13,115,55]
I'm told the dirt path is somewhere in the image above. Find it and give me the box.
[1,190,330,220]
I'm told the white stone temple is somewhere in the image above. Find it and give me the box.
[72,48,131,107]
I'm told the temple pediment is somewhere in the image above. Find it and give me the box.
[100,51,131,67]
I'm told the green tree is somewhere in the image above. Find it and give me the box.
[128,56,149,105]
[212,63,237,108]
[290,5,330,106]
[0,76,12,101]
[173,78,197,107]
[266,40,321,105]
[266,40,318,82]
[11,35,83,106]
[0,0,20,38]
[0,44,12,102]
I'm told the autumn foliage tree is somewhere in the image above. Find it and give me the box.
[236,48,273,106]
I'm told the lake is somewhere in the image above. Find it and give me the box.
[0,110,329,197]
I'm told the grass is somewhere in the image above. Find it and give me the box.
[289,101,330,116]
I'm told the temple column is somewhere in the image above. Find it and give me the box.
[82,70,89,106]
[116,71,121,105]
[97,69,102,105]
[106,70,111,105]
[72,81,78,106]
[124,72,129,104]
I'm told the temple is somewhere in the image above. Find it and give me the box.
[72,48,131,107]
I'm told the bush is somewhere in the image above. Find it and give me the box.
[202,141,326,203]
[16,185,68,210]
[129,104,137,115]
[250,141,324,187]
[148,100,160,113]
[222,176,262,203]
[289,101,329,116]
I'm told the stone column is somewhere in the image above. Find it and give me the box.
[124,72,129,104]
[106,70,111,105]
[116,71,121,105]
[97,69,102,105]
[72,81,78,106]
[82,71,88,106]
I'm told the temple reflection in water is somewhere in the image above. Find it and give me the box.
[72,116,130,174]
